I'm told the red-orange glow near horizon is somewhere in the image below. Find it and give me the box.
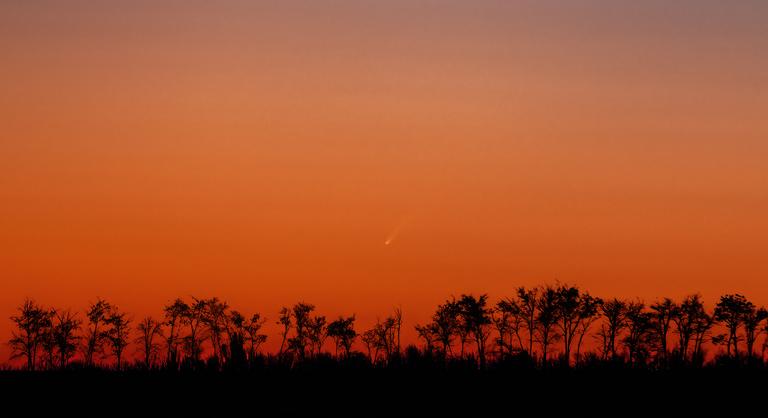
[1,1,767,360]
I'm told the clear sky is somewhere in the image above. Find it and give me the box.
[1,1,767,356]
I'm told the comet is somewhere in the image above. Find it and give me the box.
[384,217,411,246]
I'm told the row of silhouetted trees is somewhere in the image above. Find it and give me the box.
[8,285,768,371]
[413,288,763,368]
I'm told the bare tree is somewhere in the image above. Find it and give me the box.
[673,295,703,361]
[136,316,163,368]
[373,316,398,361]
[431,298,460,358]
[515,287,539,356]
[224,310,247,367]
[743,305,767,359]
[40,309,57,370]
[714,294,752,358]
[494,299,525,357]
[393,307,403,354]
[277,307,291,357]
[52,309,81,369]
[307,315,327,356]
[327,315,357,359]
[202,297,229,364]
[361,328,378,362]
[456,314,472,359]
[415,323,438,354]
[243,313,267,362]
[9,299,50,371]
[649,298,677,361]
[493,300,513,358]
[182,298,207,362]
[104,307,131,370]
[622,302,651,364]
[163,298,188,367]
[536,286,561,364]
[691,305,714,364]
[599,298,627,360]
[762,322,768,360]
[574,295,602,364]
[457,294,492,369]
[226,311,266,363]
[553,285,599,365]
[83,299,112,367]
[553,285,579,365]
[287,302,315,361]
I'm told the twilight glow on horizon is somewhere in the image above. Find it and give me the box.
[1,0,767,356]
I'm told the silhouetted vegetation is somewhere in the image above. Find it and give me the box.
[5,285,768,415]
[9,285,768,370]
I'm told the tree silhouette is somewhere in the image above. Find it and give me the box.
[40,309,56,370]
[103,307,131,370]
[457,294,492,368]
[554,285,601,365]
[515,287,538,356]
[9,299,50,371]
[493,299,521,358]
[455,312,472,359]
[361,328,378,362]
[574,295,602,364]
[393,307,403,354]
[742,304,767,359]
[762,322,768,360]
[415,323,437,354]
[431,298,460,358]
[307,315,327,357]
[243,313,267,362]
[673,295,708,362]
[536,286,561,364]
[277,307,291,358]
[622,302,651,364]
[373,316,399,362]
[52,309,81,369]
[84,299,112,367]
[598,298,627,360]
[182,298,206,363]
[202,297,229,365]
[714,294,752,358]
[649,298,676,362]
[554,285,599,364]
[327,315,357,359]
[163,298,189,367]
[553,285,578,364]
[672,299,694,361]
[136,316,163,368]
[689,298,714,364]
[228,310,266,365]
[287,302,315,361]
[224,310,248,368]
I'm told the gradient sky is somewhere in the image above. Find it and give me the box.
[1,1,767,357]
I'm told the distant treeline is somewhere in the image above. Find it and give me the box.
[7,284,768,371]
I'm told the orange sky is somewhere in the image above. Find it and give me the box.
[1,1,767,359]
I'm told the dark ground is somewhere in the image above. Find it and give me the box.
[0,365,765,417]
